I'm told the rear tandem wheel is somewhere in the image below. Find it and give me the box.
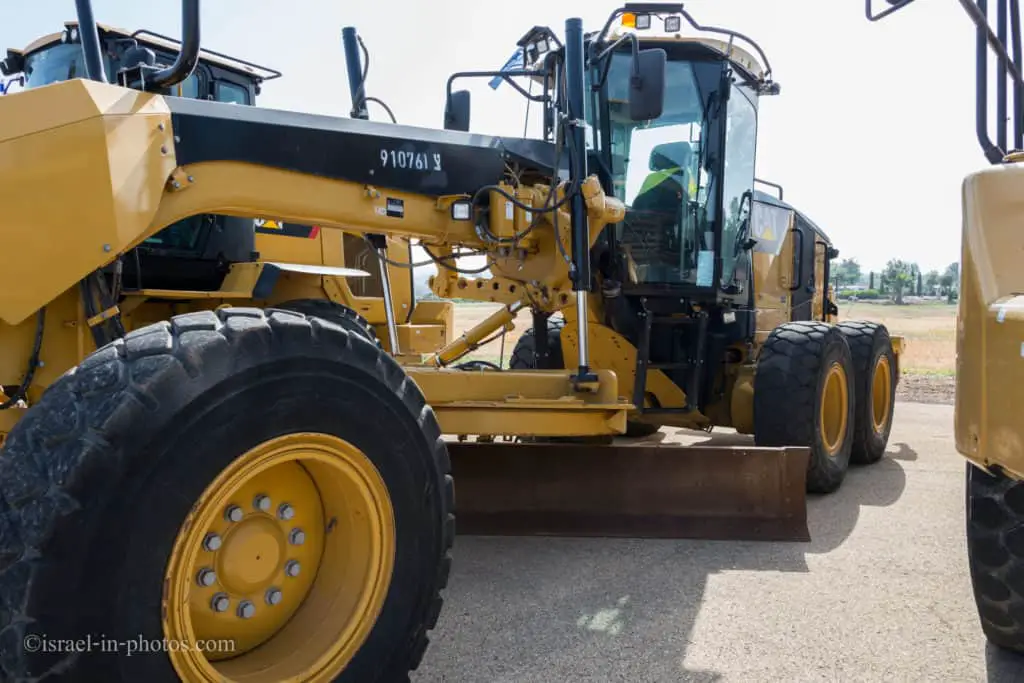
[836,320,897,465]
[0,307,453,682]
[753,321,857,494]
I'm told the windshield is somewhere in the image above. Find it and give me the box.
[23,43,113,89]
[720,82,758,289]
[589,50,758,291]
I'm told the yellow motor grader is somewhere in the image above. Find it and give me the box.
[0,2,903,681]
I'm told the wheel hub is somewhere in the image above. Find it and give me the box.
[820,361,849,456]
[871,354,892,433]
[162,433,396,683]
[181,460,325,663]
[217,516,284,595]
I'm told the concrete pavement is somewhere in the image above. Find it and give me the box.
[413,402,1024,683]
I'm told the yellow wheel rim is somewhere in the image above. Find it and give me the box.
[819,361,849,456]
[162,433,395,683]
[871,354,893,434]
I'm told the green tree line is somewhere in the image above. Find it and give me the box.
[830,257,960,304]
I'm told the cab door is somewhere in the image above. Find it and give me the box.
[750,199,795,341]
[788,214,817,322]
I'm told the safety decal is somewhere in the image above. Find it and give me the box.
[386,198,405,218]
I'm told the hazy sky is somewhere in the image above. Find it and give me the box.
[3,0,992,275]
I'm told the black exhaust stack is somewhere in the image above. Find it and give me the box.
[146,0,201,89]
[73,0,108,82]
[342,27,369,120]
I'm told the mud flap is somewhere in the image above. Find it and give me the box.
[447,442,811,542]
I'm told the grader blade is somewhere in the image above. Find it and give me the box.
[447,442,811,542]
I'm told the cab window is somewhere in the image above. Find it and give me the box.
[216,81,249,105]
[177,73,201,99]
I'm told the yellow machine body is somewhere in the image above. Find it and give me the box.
[0,74,828,541]
[955,162,1024,477]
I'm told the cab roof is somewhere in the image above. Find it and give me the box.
[522,32,772,93]
[605,26,769,84]
[12,21,281,83]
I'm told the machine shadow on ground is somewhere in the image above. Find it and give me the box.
[415,433,911,682]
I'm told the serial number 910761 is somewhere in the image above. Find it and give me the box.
[380,149,442,172]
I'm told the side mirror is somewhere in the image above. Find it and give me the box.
[629,48,667,121]
[444,90,471,132]
[0,51,25,77]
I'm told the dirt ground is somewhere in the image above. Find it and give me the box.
[451,299,958,404]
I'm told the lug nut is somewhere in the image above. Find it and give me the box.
[278,503,295,521]
[224,505,244,523]
[210,593,230,613]
[237,600,256,619]
[285,560,301,578]
[203,533,222,551]
[265,588,283,606]
[196,568,217,587]
[289,528,306,546]
[253,494,272,512]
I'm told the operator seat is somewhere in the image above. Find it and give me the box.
[626,142,694,280]
[632,141,694,216]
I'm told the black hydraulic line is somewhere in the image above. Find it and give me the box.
[0,308,44,410]
[563,18,590,294]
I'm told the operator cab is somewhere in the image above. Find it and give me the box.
[585,28,772,308]
[2,22,281,292]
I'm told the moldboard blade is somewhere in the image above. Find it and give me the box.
[447,442,810,542]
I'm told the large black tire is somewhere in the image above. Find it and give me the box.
[0,307,453,682]
[508,315,566,370]
[754,321,856,494]
[836,321,897,465]
[275,298,381,347]
[508,317,659,438]
[966,461,1024,652]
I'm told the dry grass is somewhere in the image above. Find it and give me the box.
[837,301,957,376]
[449,300,959,376]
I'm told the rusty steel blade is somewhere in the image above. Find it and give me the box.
[447,442,811,542]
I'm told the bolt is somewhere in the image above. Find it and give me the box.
[103,244,111,252]
[187,175,195,183]
[254,494,272,512]
[171,180,181,189]
[196,568,217,587]
[158,122,165,131]
[203,533,222,551]
[210,593,230,613]
[224,505,244,523]
[237,600,256,619]
[265,588,283,606]
[284,560,301,578]
[160,145,168,154]
[278,503,295,521]
[289,528,305,546]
